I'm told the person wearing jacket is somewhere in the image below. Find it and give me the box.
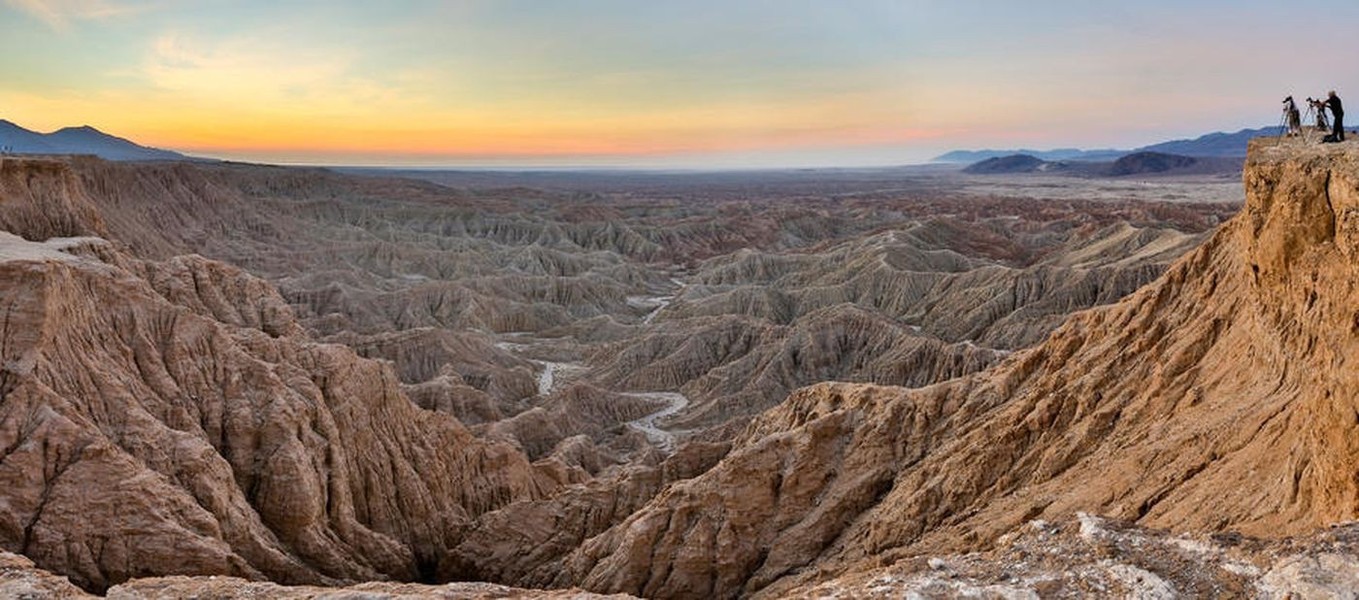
[1325,90,1345,142]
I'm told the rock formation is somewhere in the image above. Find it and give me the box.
[0,151,1252,597]
[789,514,1359,598]
[1108,151,1199,176]
[962,154,1048,174]
[0,232,559,592]
[518,140,1359,598]
[446,439,733,589]
[0,550,635,599]
[593,220,1207,429]
[0,154,1230,447]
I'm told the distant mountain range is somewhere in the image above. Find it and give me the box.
[937,147,1128,163]
[0,117,1288,167]
[1136,127,1281,157]
[0,120,193,161]
[934,126,1281,163]
[960,150,1245,178]
[961,154,1051,174]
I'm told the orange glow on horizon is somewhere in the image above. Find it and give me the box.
[3,83,953,163]
[166,126,956,161]
[3,2,1352,167]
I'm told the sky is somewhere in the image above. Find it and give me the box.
[2,0,1358,168]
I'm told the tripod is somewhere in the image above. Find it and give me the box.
[1281,106,1302,139]
[1302,104,1328,143]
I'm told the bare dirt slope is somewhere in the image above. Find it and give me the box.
[0,153,1249,597]
[0,155,1231,460]
[0,232,562,592]
[0,550,635,599]
[507,140,1359,598]
[792,514,1359,598]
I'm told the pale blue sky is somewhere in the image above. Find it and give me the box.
[2,0,1356,166]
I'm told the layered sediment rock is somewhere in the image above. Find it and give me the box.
[532,141,1359,598]
[0,550,636,599]
[448,440,733,589]
[592,307,1002,430]
[594,223,1202,429]
[0,156,1231,444]
[0,153,1249,597]
[0,233,557,592]
[480,384,670,461]
[789,514,1359,598]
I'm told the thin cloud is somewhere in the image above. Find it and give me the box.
[141,32,423,116]
[4,0,148,30]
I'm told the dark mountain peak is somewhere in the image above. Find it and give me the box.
[51,125,115,139]
[0,120,39,137]
[937,125,1279,164]
[962,154,1046,174]
[936,148,1125,163]
[1137,127,1278,157]
[56,125,100,134]
[1107,151,1197,176]
[0,118,193,161]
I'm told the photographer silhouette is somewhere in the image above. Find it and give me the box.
[1324,91,1345,143]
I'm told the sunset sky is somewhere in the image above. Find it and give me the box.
[3,0,1358,167]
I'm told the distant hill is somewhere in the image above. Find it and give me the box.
[1138,127,1280,157]
[962,150,1239,178]
[961,154,1047,174]
[935,126,1282,163]
[1107,151,1197,176]
[936,148,1125,163]
[0,120,193,161]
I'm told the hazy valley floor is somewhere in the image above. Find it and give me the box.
[14,145,1359,598]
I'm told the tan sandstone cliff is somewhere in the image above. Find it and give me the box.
[0,140,1328,599]
[0,231,562,592]
[479,140,1359,598]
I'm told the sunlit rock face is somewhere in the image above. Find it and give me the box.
[0,153,1257,597]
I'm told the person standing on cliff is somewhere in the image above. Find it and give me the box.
[1325,91,1345,142]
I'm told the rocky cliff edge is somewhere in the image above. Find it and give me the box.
[538,139,1359,598]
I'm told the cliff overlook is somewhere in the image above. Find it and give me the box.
[2,139,1348,598]
[505,139,1359,598]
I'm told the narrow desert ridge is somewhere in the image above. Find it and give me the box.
[0,550,632,599]
[786,513,1359,598]
[0,229,567,592]
[0,154,1238,597]
[501,139,1359,599]
[0,155,1229,446]
[8,513,1356,599]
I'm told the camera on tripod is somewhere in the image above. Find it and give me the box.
[1282,90,1345,143]
[1300,96,1331,132]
